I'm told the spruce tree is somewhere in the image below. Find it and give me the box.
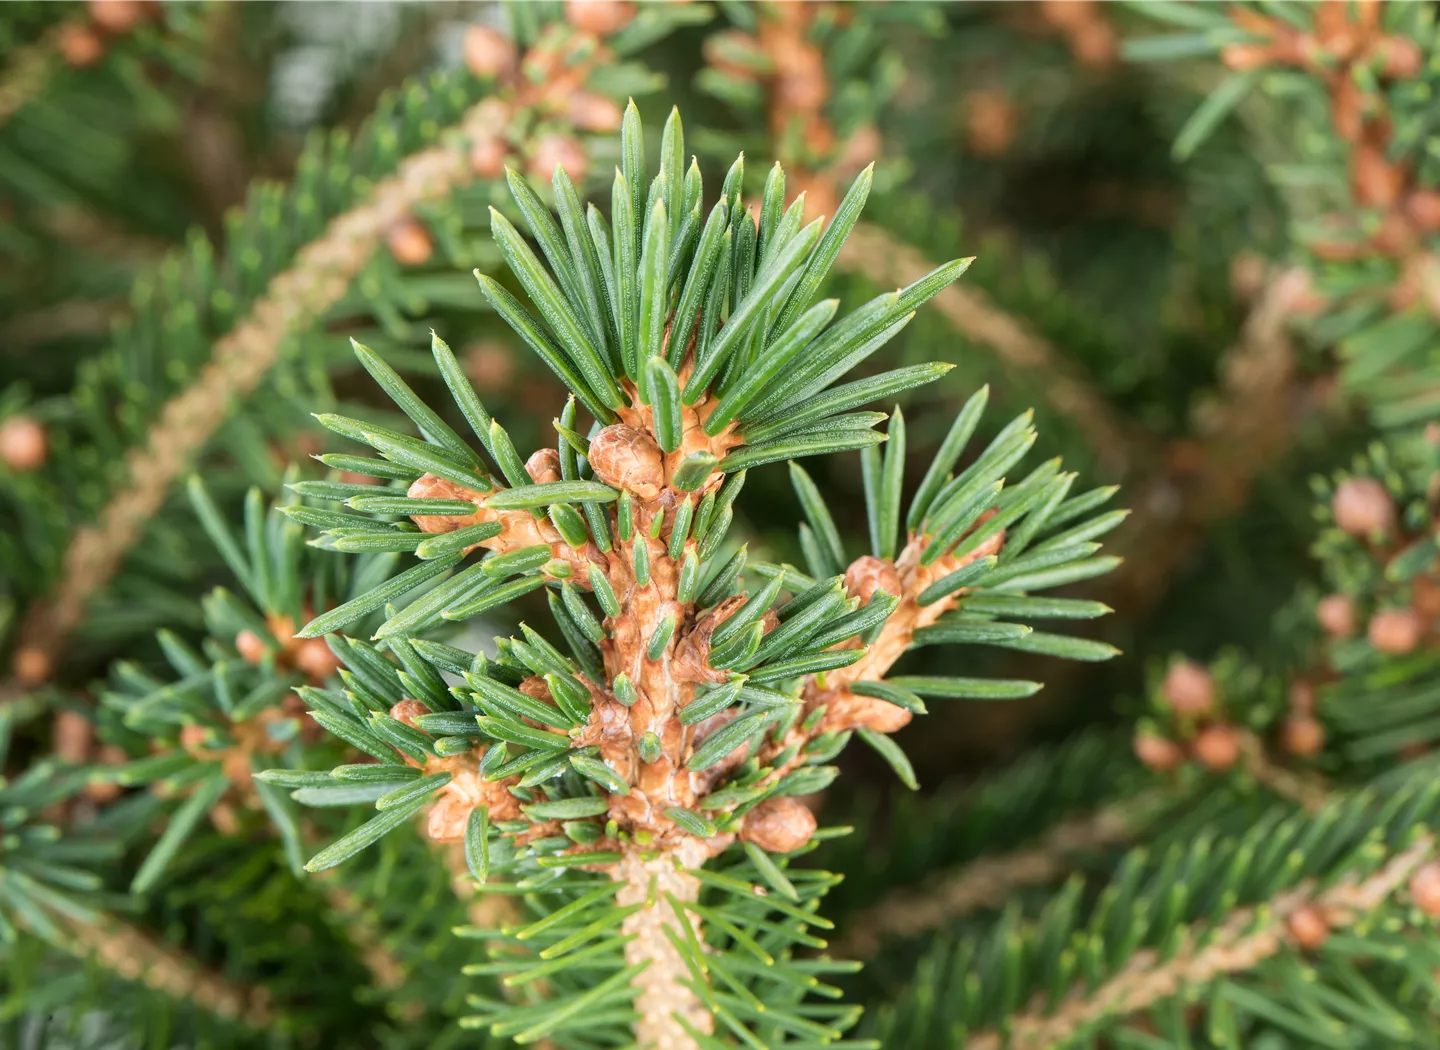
[5,3,1440,1049]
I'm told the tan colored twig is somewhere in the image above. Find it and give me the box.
[1240,730,1332,812]
[7,97,514,684]
[834,791,1166,960]
[963,835,1433,1050]
[62,912,274,1026]
[835,222,1136,476]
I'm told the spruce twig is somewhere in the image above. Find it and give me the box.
[833,791,1166,960]
[962,837,1434,1050]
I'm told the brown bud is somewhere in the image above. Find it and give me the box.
[389,699,429,730]
[1281,716,1326,758]
[469,135,509,179]
[88,0,153,34]
[0,416,47,472]
[386,219,433,267]
[565,0,636,35]
[1407,191,1440,232]
[1376,35,1423,78]
[294,637,342,683]
[588,424,663,501]
[739,796,816,854]
[1317,594,1357,639]
[1133,732,1185,772]
[525,448,563,486]
[844,555,902,606]
[1352,142,1407,209]
[1287,903,1329,949]
[1070,20,1118,68]
[1161,659,1215,716]
[464,341,514,390]
[1410,862,1440,916]
[963,89,1018,158]
[1193,724,1242,771]
[528,134,587,186]
[13,647,51,686]
[1413,575,1440,618]
[463,24,517,79]
[1331,477,1394,537]
[57,23,106,66]
[54,709,94,765]
[1369,607,1424,654]
[235,629,268,665]
[568,92,624,132]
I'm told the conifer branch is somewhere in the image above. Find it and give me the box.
[834,792,1164,960]
[61,912,276,1027]
[963,836,1434,1050]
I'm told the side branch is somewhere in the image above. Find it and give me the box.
[964,836,1434,1050]
[63,912,275,1026]
[836,222,1136,475]
[11,98,515,676]
[834,791,1164,960]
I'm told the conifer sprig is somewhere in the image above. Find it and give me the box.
[278,105,1122,1048]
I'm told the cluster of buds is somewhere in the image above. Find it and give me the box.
[1319,475,1440,656]
[57,0,158,68]
[1133,659,1246,773]
[1036,0,1118,69]
[236,612,343,685]
[1222,5,1440,313]
[702,3,877,218]
[461,2,635,189]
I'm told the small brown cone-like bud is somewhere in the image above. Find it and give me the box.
[1369,607,1424,654]
[740,796,816,854]
[464,341,514,391]
[1070,20,1118,68]
[389,699,429,730]
[469,135,508,179]
[0,416,48,472]
[88,0,152,34]
[235,629,268,665]
[54,709,94,765]
[526,448,563,485]
[1193,724,1242,771]
[1409,862,1440,916]
[1331,477,1394,537]
[1281,716,1326,758]
[963,89,1017,158]
[1161,659,1215,716]
[1133,731,1185,772]
[294,638,342,683]
[844,555,902,606]
[528,134,587,186]
[387,219,433,267]
[565,0,636,36]
[57,22,106,66]
[1407,191,1440,232]
[1287,903,1329,949]
[1377,36,1424,79]
[588,424,663,501]
[1413,574,1440,618]
[463,24,517,79]
[1317,594,1357,638]
[568,92,624,132]
[13,647,51,685]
